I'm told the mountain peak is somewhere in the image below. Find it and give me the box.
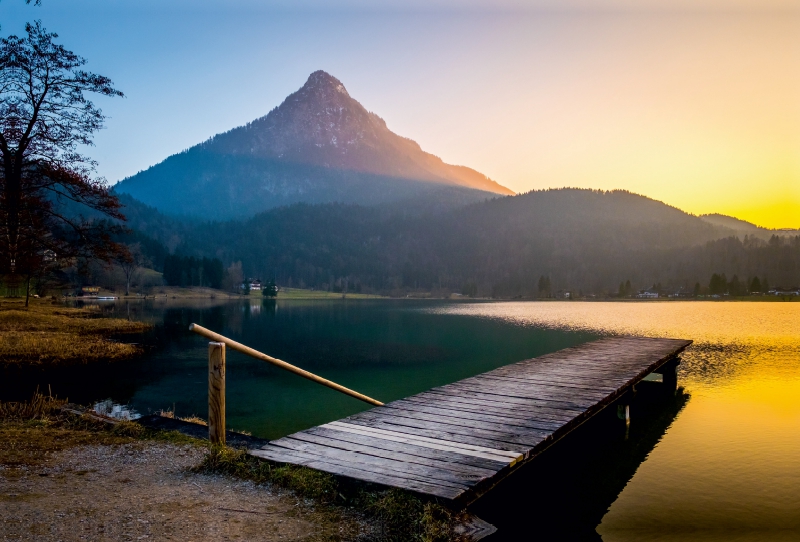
[301,70,349,97]
[115,71,513,219]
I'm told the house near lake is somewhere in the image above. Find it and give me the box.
[240,279,262,291]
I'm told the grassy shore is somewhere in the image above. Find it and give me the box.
[1,394,475,541]
[274,287,384,300]
[0,393,200,470]
[0,300,150,367]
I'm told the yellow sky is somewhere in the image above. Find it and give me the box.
[429,12,800,228]
[11,3,796,227]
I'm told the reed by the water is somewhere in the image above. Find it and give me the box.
[0,300,150,366]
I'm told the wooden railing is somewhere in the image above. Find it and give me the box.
[189,323,384,444]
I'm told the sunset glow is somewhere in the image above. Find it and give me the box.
[0,1,796,227]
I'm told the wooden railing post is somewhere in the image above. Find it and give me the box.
[208,342,226,445]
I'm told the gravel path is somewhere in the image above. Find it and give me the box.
[1,441,352,541]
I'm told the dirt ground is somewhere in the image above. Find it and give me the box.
[0,441,362,541]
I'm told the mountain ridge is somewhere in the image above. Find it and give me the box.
[93,187,800,296]
[700,213,800,238]
[115,71,512,219]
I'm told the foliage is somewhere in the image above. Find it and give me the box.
[0,22,125,301]
[0,22,124,302]
[707,271,771,297]
[708,273,728,295]
[115,228,168,271]
[262,279,278,297]
[162,254,223,288]
[116,242,149,295]
[108,188,800,298]
[538,275,552,297]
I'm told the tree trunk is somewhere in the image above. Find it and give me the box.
[24,276,31,307]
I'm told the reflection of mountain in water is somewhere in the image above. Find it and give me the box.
[471,381,690,540]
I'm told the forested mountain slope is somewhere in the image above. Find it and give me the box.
[109,188,799,295]
[158,188,800,295]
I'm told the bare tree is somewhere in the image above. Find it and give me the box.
[117,243,148,296]
[223,261,243,293]
[0,22,126,304]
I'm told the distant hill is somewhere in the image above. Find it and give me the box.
[700,214,800,240]
[115,71,512,219]
[166,188,796,296]
[76,187,799,295]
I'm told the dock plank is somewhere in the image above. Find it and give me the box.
[268,437,483,489]
[290,430,500,476]
[383,401,565,431]
[248,336,691,505]
[369,405,560,435]
[306,426,508,470]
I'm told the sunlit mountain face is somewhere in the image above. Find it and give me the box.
[115,71,511,220]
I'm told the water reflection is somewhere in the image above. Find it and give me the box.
[4,299,798,538]
[472,381,690,541]
[436,302,800,539]
[1,298,598,439]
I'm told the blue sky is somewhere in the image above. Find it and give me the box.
[1,0,798,226]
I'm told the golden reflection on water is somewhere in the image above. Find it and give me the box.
[434,301,800,389]
[433,302,800,538]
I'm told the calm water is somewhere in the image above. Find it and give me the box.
[5,299,799,540]
[438,302,800,541]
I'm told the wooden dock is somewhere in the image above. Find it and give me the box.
[249,336,691,505]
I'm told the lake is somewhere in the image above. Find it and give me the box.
[6,299,799,540]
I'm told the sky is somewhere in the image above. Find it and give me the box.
[1,0,798,228]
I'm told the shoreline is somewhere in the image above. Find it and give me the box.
[0,300,151,369]
[1,395,481,541]
[65,285,798,303]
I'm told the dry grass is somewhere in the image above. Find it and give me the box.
[0,390,66,421]
[0,393,202,469]
[0,393,133,469]
[0,300,150,366]
[159,410,208,426]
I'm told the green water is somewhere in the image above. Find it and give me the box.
[14,298,595,439]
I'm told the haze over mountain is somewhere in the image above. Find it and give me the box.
[700,214,800,240]
[134,188,799,296]
[115,71,512,219]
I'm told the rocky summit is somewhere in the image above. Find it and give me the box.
[115,71,512,219]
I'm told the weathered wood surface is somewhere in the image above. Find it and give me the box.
[208,342,226,445]
[249,336,691,504]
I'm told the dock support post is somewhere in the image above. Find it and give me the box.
[208,342,226,445]
[617,404,630,425]
[656,357,680,394]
